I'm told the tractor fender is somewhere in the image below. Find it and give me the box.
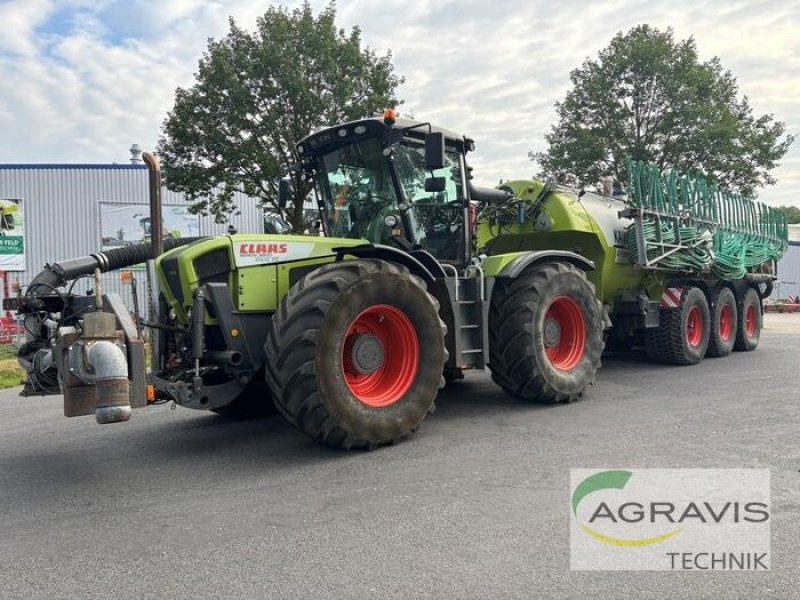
[491,250,595,279]
[333,243,441,282]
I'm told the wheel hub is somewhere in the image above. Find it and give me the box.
[543,318,561,347]
[542,296,586,371]
[349,333,385,375]
[342,304,419,408]
[686,306,703,347]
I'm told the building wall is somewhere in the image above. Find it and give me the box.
[0,164,265,317]
[775,242,800,300]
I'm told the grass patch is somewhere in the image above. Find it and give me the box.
[0,344,18,360]
[0,357,24,389]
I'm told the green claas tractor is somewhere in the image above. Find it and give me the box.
[10,111,786,450]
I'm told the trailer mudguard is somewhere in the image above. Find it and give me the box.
[483,250,595,279]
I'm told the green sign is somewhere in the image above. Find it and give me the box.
[0,199,25,271]
[0,236,24,254]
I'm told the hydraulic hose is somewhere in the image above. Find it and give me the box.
[27,237,202,298]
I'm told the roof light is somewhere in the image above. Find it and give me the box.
[354,125,367,134]
[337,128,348,138]
[383,108,397,126]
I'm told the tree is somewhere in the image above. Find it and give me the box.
[777,205,800,224]
[158,2,403,229]
[532,25,794,196]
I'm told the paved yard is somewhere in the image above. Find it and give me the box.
[0,314,798,599]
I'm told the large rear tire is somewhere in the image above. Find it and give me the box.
[645,287,710,365]
[706,287,737,358]
[265,259,446,449]
[488,262,604,403]
[734,287,762,352]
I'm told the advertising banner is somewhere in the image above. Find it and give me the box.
[0,198,25,271]
[100,203,200,269]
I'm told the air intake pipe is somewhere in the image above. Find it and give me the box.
[26,237,201,298]
[469,183,513,204]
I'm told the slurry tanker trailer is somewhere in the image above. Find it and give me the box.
[7,111,788,449]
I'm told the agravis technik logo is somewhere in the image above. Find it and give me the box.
[570,469,770,571]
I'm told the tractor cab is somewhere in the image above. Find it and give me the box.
[295,111,475,266]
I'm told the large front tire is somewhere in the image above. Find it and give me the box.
[488,262,604,403]
[265,260,446,449]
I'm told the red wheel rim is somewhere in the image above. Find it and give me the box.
[543,296,586,371]
[719,303,732,342]
[342,304,419,408]
[745,304,757,338]
[686,306,703,347]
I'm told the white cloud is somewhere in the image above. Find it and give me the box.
[0,0,797,206]
[0,0,56,55]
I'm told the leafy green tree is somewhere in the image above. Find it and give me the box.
[532,25,794,196]
[158,2,403,229]
[777,205,800,224]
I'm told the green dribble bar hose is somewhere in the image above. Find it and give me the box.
[624,158,788,279]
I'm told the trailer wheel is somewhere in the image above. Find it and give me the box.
[734,287,761,352]
[706,287,737,358]
[488,262,604,403]
[265,259,446,449]
[645,287,710,365]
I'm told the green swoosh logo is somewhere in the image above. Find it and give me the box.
[572,470,681,546]
[572,470,632,515]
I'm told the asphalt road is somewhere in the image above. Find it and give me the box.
[1,314,799,599]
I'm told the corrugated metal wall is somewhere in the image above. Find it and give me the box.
[0,165,265,318]
[775,242,800,300]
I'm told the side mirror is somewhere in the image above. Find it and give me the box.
[425,177,447,193]
[425,132,445,171]
[278,178,290,209]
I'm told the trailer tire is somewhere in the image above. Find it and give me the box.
[734,287,761,352]
[645,287,710,365]
[488,262,604,403]
[706,287,737,358]
[265,259,446,450]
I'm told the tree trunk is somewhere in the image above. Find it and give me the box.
[289,201,307,233]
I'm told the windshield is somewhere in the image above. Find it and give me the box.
[317,137,397,241]
[314,134,465,262]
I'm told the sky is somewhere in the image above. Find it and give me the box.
[0,0,798,206]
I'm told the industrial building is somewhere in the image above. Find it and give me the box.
[774,224,800,300]
[0,161,266,318]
